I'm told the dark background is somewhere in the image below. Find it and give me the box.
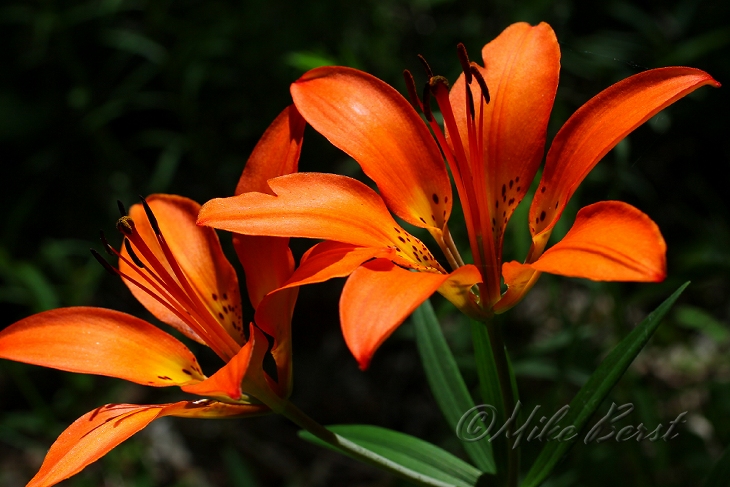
[1,0,729,485]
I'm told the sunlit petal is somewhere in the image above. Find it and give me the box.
[122,194,244,344]
[530,201,666,282]
[199,173,442,271]
[530,67,720,250]
[450,22,560,240]
[0,307,205,387]
[291,66,452,229]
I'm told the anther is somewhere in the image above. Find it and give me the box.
[117,200,127,217]
[469,65,490,104]
[402,70,422,111]
[456,43,472,84]
[90,249,118,277]
[139,196,162,236]
[124,239,146,269]
[428,75,450,93]
[99,231,116,257]
[417,54,433,78]
[116,216,135,236]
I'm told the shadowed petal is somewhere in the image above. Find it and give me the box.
[235,104,305,196]
[27,401,265,487]
[493,262,541,314]
[182,324,272,402]
[121,194,244,344]
[0,307,205,387]
[530,67,720,252]
[530,201,666,281]
[291,66,452,230]
[341,260,480,370]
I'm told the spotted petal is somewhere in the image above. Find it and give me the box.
[27,401,265,487]
[530,67,720,254]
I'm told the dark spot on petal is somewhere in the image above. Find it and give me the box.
[412,245,418,251]
[416,254,422,262]
[516,186,521,192]
[495,200,499,208]
[555,201,559,209]
[509,180,513,189]
[157,376,172,381]
[212,293,218,301]
[515,176,520,183]
[182,369,192,375]
[419,217,427,224]
[398,236,406,243]
[540,211,546,222]
[394,227,401,233]
[218,312,224,319]
[508,198,515,206]
[444,196,448,203]
[222,293,228,300]
[541,186,546,193]
[432,193,439,204]
[502,184,506,195]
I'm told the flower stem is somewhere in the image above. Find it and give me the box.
[279,401,457,487]
[480,318,518,487]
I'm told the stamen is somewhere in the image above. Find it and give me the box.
[123,239,146,268]
[428,75,450,92]
[470,65,490,104]
[465,83,475,120]
[402,70,423,111]
[456,43,472,84]
[139,196,162,236]
[100,231,116,257]
[90,249,118,277]
[117,200,127,217]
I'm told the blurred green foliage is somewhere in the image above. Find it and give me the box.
[1,0,728,485]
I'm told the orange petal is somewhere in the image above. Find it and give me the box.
[234,235,295,310]
[291,66,452,230]
[121,194,244,345]
[436,264,486,320]
[254,287,297,398]
[530,67,720,250]
[530,201,666,282]
[235,104,305,196]
[27,401,264,487]
[182,324,273,402]
[0,307,205,387]
[341,260,478,370]
[450,22,560,239]
[493,262,542,314]
[199,173,443,271]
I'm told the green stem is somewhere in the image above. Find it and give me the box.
[483,318,518,487]
[279,401,457,487]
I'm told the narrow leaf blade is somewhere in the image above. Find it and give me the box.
[300,425,484,487]
[413,299,496,474]
[522,282,690,487]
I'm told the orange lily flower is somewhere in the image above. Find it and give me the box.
[0,106,304,487]
[198,22,719,370]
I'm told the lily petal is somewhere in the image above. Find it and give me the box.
[182,323,272,402]
[199,173,442,271]
[27,401,264,487]
[530,201,666,282]
[291,66,452,230]
[493,262,541,314]
[234,104,305,196]
[0,307,205,387]
[121,194,244,344]
[283,241,395,289]
[530,67,720,251]
[450,22,560,239]
[341,260,480,370]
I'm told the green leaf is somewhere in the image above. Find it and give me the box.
[413,299,496,474]
[299,425,484,487]
[702,443,730,487]
[521,282,690,487]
